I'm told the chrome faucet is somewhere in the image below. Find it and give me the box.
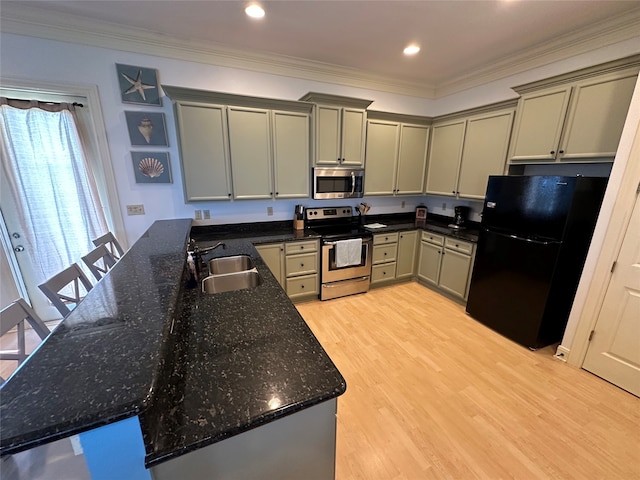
[186,239,226,287]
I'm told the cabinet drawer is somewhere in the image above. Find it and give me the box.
[371,263,397,283]
[372,244,397,264]
[422,231,445,245]
[285,252,318,277]
[373,232,399,245]
[284,240,318,255]
[444,237,473,255]
[286,274,319,297]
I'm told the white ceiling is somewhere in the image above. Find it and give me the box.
[3,1,640,98]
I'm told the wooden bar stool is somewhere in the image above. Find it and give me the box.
[82,244,117,281]
[38,264,93,317]
[92,232,124,261]
[1,298,51,382]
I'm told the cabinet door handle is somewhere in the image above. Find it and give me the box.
[550,150,555,155]
[559,150,564,154]
[300,263,305,267]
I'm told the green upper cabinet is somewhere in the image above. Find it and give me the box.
[365,117,429,196]
[272,110,310,199]
[426,104,514,199]
[396,125,430,195]
[228,107,273,200]
[425,119,466,197]
[174,102,233,202]
[300,92,373,167]
[164,86,313,202]
[508,87,571,162]
[509,59,639,163]
[229,107,311,200]
[457,109,515,199]
[364,120,400,195]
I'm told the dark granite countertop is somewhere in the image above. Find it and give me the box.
[356,212,480,243]
[140,238,345,467]
[0,218,345,470]
[0,219,192,455]
[0,213,471,466]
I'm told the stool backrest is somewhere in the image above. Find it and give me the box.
[92,232,124,261]
[82,244,117,281]
[1,298,51,378]
[38,263,93,317]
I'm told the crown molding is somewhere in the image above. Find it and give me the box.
[435,7,640,98]
[2,3,639,101]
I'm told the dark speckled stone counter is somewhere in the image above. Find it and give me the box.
[140,238,344,467]
[0,219,192,455]
[357,212,480,243]
[0,218,345,471]
[0,214,469,467]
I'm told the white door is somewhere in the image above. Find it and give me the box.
[582,192,640,396]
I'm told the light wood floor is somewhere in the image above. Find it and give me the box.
[297,282,640,480]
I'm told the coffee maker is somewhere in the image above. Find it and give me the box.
[449,206,470,229]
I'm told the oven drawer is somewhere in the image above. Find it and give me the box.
[371,262,397,283]
[373,232,399,245]
[372,243,397,264]
[286,274,319,298]
[285,240,318,255]
[285,252,318,277]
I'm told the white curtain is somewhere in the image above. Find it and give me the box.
[0,103,108,284]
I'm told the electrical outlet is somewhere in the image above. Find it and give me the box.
[267,207,273,216]
[442,202,447,211]
[401,201,405,208]
[203,210,211,219]
[194,210,202,220]
[126,204,145,215]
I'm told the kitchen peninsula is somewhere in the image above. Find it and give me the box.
[0,219,346,479]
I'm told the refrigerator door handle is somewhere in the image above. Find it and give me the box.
[484,228,561,246]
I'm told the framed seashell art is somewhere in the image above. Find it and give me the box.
[125,111,168,146]
[131,152,172,184]
[116,63,162,106]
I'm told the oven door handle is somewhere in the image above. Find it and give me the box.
[323,239,371,246]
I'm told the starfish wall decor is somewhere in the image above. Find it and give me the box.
[116,63,162,106]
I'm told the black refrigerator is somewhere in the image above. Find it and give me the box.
[466,175,607,349]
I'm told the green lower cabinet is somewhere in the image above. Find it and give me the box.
[371,233,399,285]
[396,231,418,279]
[255,243,285,287]
[256,240,320,300]
[417,232,476,300]
[417,240,442,286]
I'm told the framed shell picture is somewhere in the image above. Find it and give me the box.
[131,152,172,184]
[116,63,162,106]
[125,111,168,146]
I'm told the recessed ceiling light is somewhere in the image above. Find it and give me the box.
[403,45,420,56]
[245,4,265,18]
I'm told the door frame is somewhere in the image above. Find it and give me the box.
[563,77,640,367]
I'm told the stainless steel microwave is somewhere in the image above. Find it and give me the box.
[313,167,364,199]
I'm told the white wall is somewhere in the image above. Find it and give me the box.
[1,32,639,245]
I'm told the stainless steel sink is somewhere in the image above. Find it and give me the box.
[207,255,255,275]
[202,270,263,294]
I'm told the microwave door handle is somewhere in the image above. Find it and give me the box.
[351,172,356,196]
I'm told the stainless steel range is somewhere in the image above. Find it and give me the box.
[305,206,373,301]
